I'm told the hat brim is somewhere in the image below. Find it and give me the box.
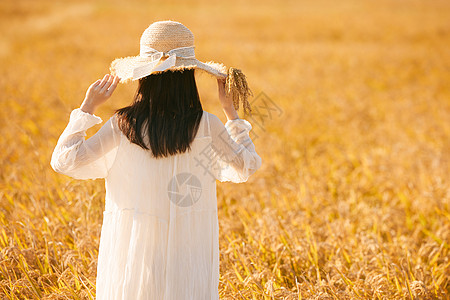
[110,55,228,84]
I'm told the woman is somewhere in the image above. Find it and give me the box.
[51,21,261,300]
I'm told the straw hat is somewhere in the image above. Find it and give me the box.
[110,20,253,115]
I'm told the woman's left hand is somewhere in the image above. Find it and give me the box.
[80,74,120,114]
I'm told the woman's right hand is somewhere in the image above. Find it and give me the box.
[217,78,239,120]
[81,74,120,114]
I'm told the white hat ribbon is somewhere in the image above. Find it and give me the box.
[132,45,196,80]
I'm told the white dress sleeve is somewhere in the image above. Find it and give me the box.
[208,113,262,183]
[50,108,121,180]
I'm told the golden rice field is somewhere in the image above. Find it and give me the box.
[1,0,449,298]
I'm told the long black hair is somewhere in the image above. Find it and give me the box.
[115,68,203,158]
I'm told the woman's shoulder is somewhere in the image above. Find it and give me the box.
[202,110,220,124]
[202,111,227,132]
[109,113,119,127]
[202,110,215,117]
[107,113,124,137]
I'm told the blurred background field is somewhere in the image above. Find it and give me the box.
[0,0,449,298]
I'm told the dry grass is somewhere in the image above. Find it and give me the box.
[0,0,449,299]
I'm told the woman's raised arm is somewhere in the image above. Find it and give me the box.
[51,74,121,179]
[207,79,262,183]
[50,110,121,180]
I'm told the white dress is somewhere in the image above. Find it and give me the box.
[50,108,262,300]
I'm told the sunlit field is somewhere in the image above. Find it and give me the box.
[1,0,449,299]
